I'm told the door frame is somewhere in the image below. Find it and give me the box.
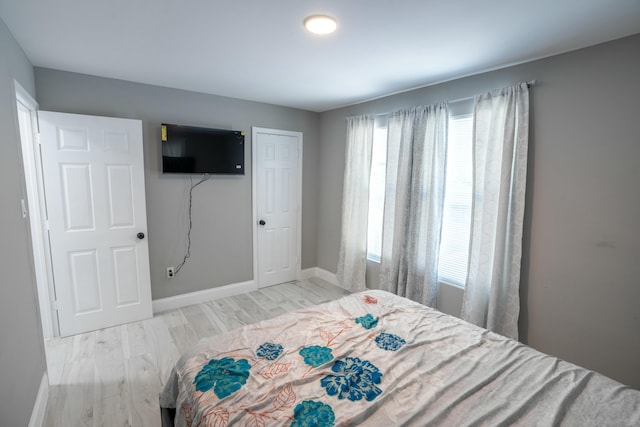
[14,80,58,338]
[251,127,303,288]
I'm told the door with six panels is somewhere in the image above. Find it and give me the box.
[253,128,302,288]
[39,111,152,336]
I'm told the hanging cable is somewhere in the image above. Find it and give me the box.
[174,175,211,275]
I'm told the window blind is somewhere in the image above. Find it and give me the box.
[366,126,388,262]
[437,114,473,287]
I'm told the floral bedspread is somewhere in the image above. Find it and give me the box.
[160,290,640,426]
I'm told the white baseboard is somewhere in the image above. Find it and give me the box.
[28,372,48,427]
[302,267,339,287]
[316,267,339,286]
[299,267,318,280]
[152,280,257,313]
[153,270,342,314]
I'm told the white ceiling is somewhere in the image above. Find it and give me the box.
[1,1,639,112]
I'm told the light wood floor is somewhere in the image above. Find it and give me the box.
[43,278,350,426]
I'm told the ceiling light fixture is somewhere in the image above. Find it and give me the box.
[304,15,337,35]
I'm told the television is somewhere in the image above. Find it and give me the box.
[161,123,245,174]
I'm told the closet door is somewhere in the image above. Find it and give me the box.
[253,127,302,288]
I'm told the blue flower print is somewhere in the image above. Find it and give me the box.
[256,342,284,360]
[290,400,335,427]
[355,313,379,329]
[320,357,383,402]
[299,346,333,368]
[193,357,251,399]
[375,333,406,351]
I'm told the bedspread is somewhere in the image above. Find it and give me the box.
[160,290,640,426]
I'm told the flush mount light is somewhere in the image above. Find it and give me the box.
[304,15,337,35]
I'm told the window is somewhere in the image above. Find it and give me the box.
[437,115,473,287]
[366,125,388,262]
[366,112,473,288]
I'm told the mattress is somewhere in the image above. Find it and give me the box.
[160,290,640,426]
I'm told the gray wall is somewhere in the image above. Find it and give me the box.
[35,69,320,299]
[317,34,640,389]
[0,18,47,425]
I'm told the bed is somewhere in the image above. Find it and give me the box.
[160,290,640,426]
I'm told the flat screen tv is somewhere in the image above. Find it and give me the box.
[161,123,245,174]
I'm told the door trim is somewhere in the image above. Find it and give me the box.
[14,80,57,338]
[251,127,303,288]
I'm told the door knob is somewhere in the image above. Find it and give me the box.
[259,220,266,226]
[137,232,145,240]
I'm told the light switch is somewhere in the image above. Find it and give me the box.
[20,199,28,219]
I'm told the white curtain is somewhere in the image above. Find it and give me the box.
[336,115,375,291]
[379,104,448,306]
[461,83,529,340]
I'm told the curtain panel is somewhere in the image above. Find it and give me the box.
[379,104,448,307]
[336,115,375,291]
[336,83,530,340]
[461,82,530,340]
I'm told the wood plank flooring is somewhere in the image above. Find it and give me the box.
[43,278,350,426]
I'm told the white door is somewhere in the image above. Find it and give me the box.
[253,128,302,288]
[39,111,152,337]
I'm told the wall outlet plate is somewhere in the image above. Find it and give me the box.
[167,267,175,279]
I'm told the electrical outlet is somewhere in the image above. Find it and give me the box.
[167,267,175,279]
